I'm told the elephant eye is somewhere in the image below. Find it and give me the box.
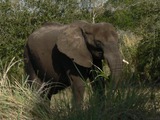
[95,40,102,48]
[85,31,92,35]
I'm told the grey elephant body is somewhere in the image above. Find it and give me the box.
[24,21,123,104]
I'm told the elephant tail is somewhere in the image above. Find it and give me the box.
[24,44,38,83]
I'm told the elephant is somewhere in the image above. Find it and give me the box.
[24,20,123,105]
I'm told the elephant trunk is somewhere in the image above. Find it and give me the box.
[104,51,123,87]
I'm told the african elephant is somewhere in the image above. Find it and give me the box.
[24,21,123,105]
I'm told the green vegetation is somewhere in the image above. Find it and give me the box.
[0,0,160,119]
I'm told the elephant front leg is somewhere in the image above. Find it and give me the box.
[89,71,105,99]
[89,59,106,100]
[69,74,85,107]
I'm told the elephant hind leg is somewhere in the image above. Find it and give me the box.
[24,45,42,86]
[24,45,53,103]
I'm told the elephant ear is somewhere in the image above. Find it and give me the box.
[72,21,93,34]
[57,25,93,68]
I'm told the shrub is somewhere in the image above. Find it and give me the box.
[136,28,160,83]
[0,0,90,64]
[135,0,160,83]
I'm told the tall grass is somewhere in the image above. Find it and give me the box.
[0,58,54,120]
[0,58,160,120]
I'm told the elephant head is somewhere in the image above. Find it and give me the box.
[57,21,123,86]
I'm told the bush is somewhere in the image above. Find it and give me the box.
[135,0,160,83]
[0,0,90,64]
[136,28,160,83]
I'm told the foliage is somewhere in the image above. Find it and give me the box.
[136,26,160,83]
[134,0,160,83]
[0,0,90,63]
[104,0,159,31]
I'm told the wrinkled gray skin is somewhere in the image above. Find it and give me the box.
[24,21,123,105]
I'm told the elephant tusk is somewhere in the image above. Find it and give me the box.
[123,59,129,65]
